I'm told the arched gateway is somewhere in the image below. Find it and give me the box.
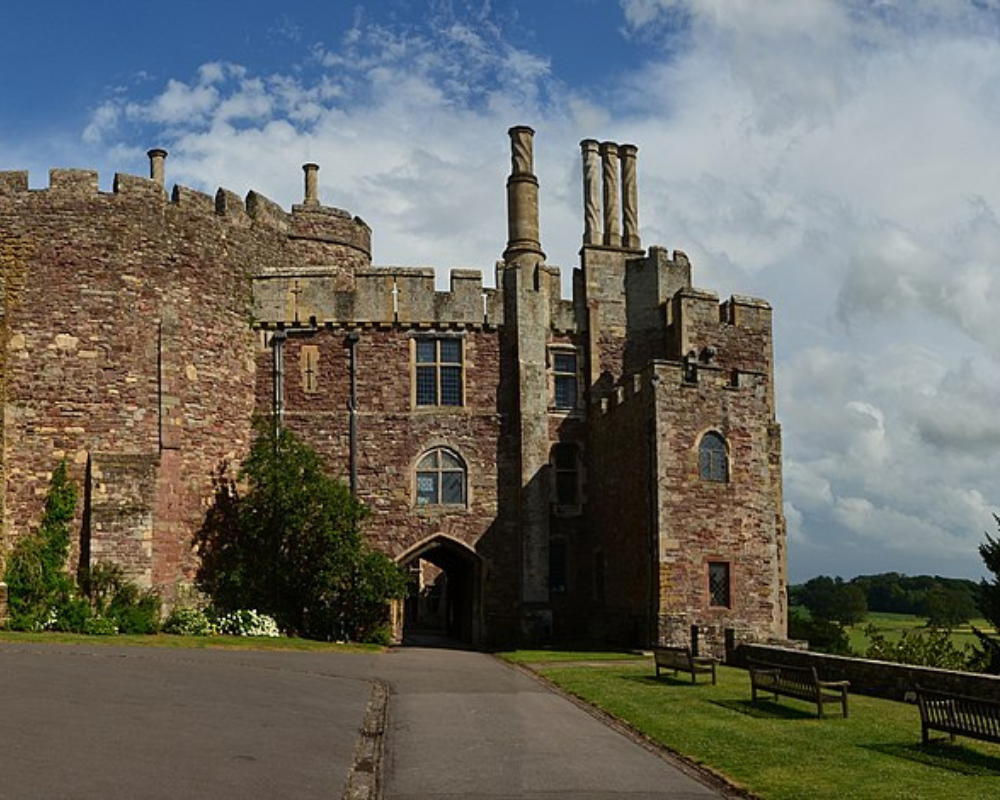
[394,535,483,644]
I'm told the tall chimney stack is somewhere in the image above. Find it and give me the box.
[599,142,621,248]
[619,143,640,250]
[581,140,602,246]
[503,126,545,267]
[303,163,320,206]
[147,148,167,188]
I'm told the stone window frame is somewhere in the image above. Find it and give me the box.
[707,560,732,609]
[410,333,466,409]
[550,441,583,513]
[548,345,581,413]
[413,446,469,509]
[697,430,729,483]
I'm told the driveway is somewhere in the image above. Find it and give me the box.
[0,641,725,799]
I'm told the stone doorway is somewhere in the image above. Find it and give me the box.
[397,536,481,644]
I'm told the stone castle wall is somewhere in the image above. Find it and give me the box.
[0,164,369,599]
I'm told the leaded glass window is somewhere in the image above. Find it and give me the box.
[415,338,463,407]
[709,562,731,607]
[552,350,578,410]
[699,432,728,483]
[415,448,466,506]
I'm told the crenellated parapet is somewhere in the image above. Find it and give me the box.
[254,266,505,329]
[0,153,372,275]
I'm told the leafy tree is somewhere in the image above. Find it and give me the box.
[863,624,984,672]
[922,583,978,628]
[974,515,1000,673]
[797,576,867,624]
[4,460,79,629]
[788,608,852,655]
[196,418,408,641]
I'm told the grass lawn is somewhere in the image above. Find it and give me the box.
[0,629,381,652]
[507,654,1000,799]
[846,613,994,654]
[496,648,647,664]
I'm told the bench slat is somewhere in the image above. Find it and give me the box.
[916,686,1000,746]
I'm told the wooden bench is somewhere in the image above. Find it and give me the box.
[915,686,1000,746]
[653,645,718,685]
[747,660,849,718]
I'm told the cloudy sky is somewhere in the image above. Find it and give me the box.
[4,0,1000,582]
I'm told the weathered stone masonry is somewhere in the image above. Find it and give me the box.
[0,128,786,650]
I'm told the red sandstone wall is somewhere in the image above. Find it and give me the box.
[652,359,785,654]
[255,325,521,637]
[0,168,365,601]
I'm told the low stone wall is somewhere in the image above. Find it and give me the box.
[732,643,1000,703]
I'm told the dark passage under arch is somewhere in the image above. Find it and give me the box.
[398,536,481,644]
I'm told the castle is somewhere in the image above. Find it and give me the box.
[0,126,786,651]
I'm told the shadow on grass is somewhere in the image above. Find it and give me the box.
[863,741,1000,776]
[709,698,819,720]
[621,673,705,688]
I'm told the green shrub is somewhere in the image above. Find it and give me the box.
[862,623,985,671]
[196,419,408,640]
[83,615,119,635]
[162,606,216,636]
[361,623,394,646]
[83,562,160,635]
[788,610,852,655]
[4,460,78,629]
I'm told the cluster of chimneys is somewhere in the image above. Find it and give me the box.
[580,138,640,251]
[147,126,641,256]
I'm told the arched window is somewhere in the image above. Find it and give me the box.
[699,432,728,483]
[416,448,467,506]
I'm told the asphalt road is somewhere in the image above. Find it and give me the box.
[0,641,725,799]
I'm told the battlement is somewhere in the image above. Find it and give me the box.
[254,266,505,329]
[0,152,372,265]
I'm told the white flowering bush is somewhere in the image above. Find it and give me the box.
[162,607,216,636]
[82,615,119,635]
[214,609,281,638]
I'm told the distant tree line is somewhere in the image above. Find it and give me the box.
[789,572,981,628]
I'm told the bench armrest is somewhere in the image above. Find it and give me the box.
[817,680,850,689]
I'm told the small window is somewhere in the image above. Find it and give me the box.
[552,350,579,410]
[300,345,319,394]
[415,448,466,506]
[699,432,728,482]
[415,337,463,407]
[552,443,580,505]
[708,562,731,608]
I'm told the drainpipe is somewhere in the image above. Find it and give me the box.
[269,325,318,430]
[346,332,359,495]
[271,331,287,428]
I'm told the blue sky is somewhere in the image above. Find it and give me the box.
[5,0,1000,583]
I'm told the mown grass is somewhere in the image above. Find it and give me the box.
[496,648,647,663]
[846,613,995,654]
[511,655,1000,799]
[0,630,381,652]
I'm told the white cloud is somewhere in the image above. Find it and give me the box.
[70,1,1000,580]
